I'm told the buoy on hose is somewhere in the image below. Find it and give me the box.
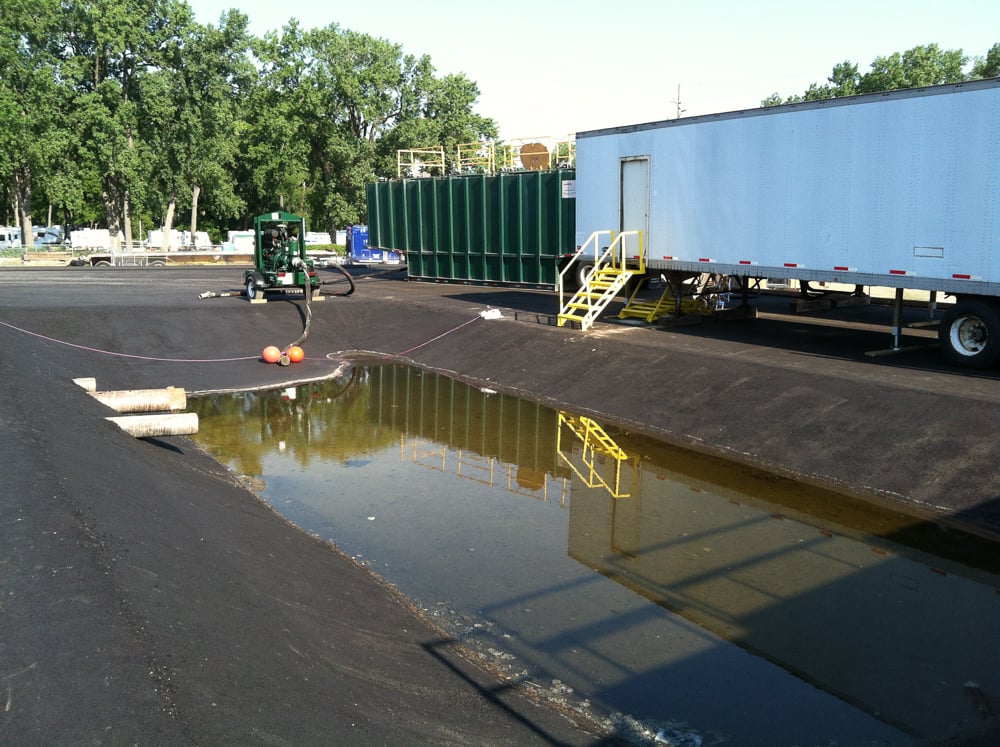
[286,345,304,363]
[262,345,281,364]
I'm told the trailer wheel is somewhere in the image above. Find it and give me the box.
[939,298,1000,368]
[245,272,265,301]
[93,260,112,267]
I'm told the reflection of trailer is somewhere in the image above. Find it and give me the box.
[567,459,1000,742]
[574,79,1000,367]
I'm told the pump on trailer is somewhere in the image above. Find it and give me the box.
[243,211,319,301]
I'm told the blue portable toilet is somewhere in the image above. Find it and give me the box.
[347,225,369,258]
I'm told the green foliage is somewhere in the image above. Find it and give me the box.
[1,1,499,240]
[971,43,1000,78]
[762,42,998,107]
[243,22,496,232]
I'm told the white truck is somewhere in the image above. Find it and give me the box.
[574,78,1000,367]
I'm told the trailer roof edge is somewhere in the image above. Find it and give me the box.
[575,77,1000,139]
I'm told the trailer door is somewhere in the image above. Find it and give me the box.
[620,157,649,261]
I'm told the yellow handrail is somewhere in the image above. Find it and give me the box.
[397,147,446,179]
[557,229,613,303]
[455,142,495,174]
[557,230,644,317]
[618,229,645,274]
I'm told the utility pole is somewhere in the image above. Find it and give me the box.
[673,84,686,119]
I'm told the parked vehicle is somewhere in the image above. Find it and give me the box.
[33,227,65,246]
[0,226,21,249]
[573,78,1000,368]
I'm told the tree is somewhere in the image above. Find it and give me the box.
[244,22,497,234]
[234,20,313,223]
[971,42,1000,78]
[4,4,498,241]
[0,0,65,244]
[56,0,195,247]
[380,72,498,174]
[762,43,994,107]
[859,43,966,92]
[140,9,252,246]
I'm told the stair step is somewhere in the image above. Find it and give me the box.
[558,266,636,331]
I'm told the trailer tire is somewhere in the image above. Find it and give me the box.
[939,298,1000,368]
[93,260,112,267]
[246,272,265,301]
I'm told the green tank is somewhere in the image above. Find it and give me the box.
[365,169,576,288]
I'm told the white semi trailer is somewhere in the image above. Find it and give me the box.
[574,78,1000,367]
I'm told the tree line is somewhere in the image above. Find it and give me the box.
[4,6,999,249]
[0,0,496,246]
[762,42,1000,105]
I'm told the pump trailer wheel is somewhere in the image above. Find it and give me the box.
[245,271,265,301]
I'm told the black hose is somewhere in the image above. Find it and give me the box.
[319,263,356,296]
[197,263,359,357]
[286,278,314,349]
[285,265,354,349]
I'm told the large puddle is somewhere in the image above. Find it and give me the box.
[189,364,1000,746]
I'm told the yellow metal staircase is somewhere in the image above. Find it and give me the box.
[557,230,643,331]
[617,272,732,323]
[558,266,634,329]
[617,277,708,322]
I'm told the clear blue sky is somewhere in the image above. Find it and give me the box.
[189,0,1000,139]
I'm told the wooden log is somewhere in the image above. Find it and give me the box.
[106,412,198,437]
[90,386,187,413]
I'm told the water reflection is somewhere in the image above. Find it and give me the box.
[558,413,634,498]
[190,364,1000,746]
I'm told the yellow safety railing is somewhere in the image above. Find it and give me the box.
[397,147,446,179]
[559,230,613,287]
[455,142,495,174]
[557,230,644,329]
[395,136,575,178]
[495,136,576,171]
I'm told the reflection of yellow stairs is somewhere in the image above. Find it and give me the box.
[558,265,635,330]
[557,413,631,498]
